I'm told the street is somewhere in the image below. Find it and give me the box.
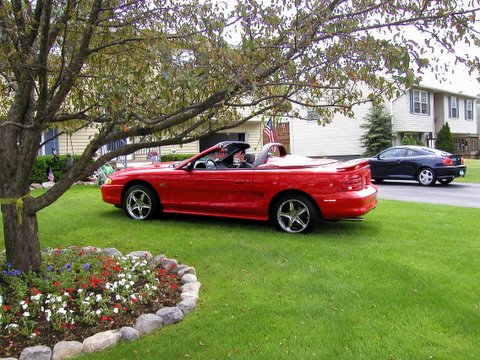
[375,181,480,208]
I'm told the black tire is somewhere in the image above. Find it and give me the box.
[273,194,318,234]
[123,185,160,220]
[438,177,454,185]
[417,167,436,186]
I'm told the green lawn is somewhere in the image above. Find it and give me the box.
[457,158,480,183]
[2,186,479,359]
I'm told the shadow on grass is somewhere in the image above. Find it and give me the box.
[98,206,378,241]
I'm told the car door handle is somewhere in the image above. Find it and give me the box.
[234,179,247,184]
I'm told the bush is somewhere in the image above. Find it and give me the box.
[360,103,393,156]
[159,154,195,162]
[436,122,455,153]
[30,155,84,184]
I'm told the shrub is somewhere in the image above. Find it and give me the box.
[30,155,84,184]
[436,122,455,153]
[159,154,195,162]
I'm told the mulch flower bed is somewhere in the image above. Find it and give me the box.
[0,247,182,358]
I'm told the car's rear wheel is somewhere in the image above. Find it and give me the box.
[124,185,159,220]
[438,177,454,185]
[417,167,436,186]
[274,194,318,234]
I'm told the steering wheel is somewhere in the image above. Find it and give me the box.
[205,159,218,169]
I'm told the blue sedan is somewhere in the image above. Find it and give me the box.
[369,146,467,186]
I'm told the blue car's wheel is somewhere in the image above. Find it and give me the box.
[417,167,436,186]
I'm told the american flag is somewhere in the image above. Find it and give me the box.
[263,118,276,143]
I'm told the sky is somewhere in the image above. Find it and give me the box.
[217,0,480,97]
[417,41,480,97]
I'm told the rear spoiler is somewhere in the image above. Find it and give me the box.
[336,158,370,172]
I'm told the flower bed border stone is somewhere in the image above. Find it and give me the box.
[1,247,200,360]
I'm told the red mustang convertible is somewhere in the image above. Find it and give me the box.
[101,142,377,233]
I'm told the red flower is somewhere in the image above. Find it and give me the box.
[67,288,74,294]
[53,281,60,287]
[101,315,109,321]
[3,305,11,312]
[30,287,41,295]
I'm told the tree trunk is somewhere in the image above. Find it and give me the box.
[1,203,42,272]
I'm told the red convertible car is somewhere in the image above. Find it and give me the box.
[101,142,378,233]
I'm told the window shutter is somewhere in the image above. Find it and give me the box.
[448,96,451,118]
[427,92,431,115]
[409,90,413,114]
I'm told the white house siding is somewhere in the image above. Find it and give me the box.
[436,94,477,134]
[58,127,98,156]
[159,119,262,155]
[290,107,369,157]
[391,91,435,136]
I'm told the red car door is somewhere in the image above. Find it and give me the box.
[166,168,254,217]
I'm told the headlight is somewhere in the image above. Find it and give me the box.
[105,178,113,185]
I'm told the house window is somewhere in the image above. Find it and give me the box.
[411,90,429,115]
[306,109,320,122]
[449,96,459,118]
[465,99,474,120]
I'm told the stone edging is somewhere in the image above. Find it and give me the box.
[1,247,200,360]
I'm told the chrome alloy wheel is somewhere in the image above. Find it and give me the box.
[125,188,153,220]
[417,168,436,186]
[276,198,311,233]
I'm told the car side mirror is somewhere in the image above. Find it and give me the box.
[183,162,193,171]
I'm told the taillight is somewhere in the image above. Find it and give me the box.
[442,157,453,166]
[339,174,364,191]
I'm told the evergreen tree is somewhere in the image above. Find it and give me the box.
[436,122,455,153]
[360,103,393,156]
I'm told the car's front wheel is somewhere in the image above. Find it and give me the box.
[417,167,436,186]
[124,185,160,220]
[274,194,318,234]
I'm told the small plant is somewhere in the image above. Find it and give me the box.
[360,103,393,156]
[0,247,181,358]
[436,122,455,153]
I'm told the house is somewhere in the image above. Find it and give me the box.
[392,86,478,156]
[290,84,479,158]
[40,84,479,162]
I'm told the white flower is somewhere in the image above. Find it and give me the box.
[57,308,67,315]
[45,309,52,322]
[77,289,83,293]
[23,311,30,317]
[115,294,121,301]
[95,309,102,315]
[96,294,102,302]
[113,308,119,314]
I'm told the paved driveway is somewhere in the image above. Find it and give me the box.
[375,181,480,208]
